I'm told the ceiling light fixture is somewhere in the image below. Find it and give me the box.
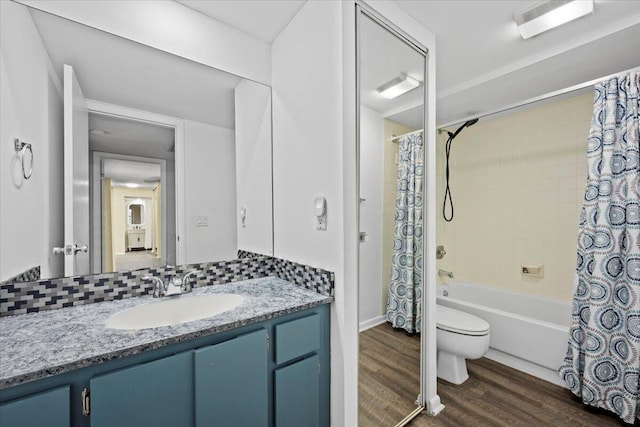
[376,73,421,99]
[124,183,140,188]
[514,0,594,39]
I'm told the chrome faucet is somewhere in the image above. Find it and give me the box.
[438,269,454,279]
[143,276,166,298]
[143,270,199,298]
[182,270,199,292]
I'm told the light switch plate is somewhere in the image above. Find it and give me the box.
[195,215,209,227]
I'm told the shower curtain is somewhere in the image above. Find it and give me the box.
[386,132,424,334]
[559,72,640,424]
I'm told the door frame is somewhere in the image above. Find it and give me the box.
[63,64,90,276]
[355,1,442,420]
[86,99,185,272]
[91,151,167,272]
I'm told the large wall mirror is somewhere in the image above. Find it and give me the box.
[357,5,428,425]
[0,2,273,283]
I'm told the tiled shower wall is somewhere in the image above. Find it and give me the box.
[436,92,593,302]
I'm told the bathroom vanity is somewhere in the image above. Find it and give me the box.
[0,278,332,427]
[126,229,146,251]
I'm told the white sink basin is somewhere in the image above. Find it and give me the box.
[105,293,244,330]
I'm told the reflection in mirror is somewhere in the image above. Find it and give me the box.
[357,9,427,426]
[0,2,273,283]
[128,203,144,226]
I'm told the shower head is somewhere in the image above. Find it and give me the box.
[448,118,478,140]
[465,118,479,127]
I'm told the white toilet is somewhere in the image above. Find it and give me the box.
[436,305,490,385]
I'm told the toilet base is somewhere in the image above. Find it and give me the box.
[437,350,469,385]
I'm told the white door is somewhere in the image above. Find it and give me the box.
[63,64,90,275]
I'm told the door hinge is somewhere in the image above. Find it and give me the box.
[318,362,321,374]
[81,387,90,416]
[266,334,270,353]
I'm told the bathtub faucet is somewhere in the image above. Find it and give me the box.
[438,269,454,279]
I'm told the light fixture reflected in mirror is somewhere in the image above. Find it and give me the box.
[376,73,421,99]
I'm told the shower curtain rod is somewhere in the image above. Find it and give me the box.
[391,129,423,143]
[437,65,640,131]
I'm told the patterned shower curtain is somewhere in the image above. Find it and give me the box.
[559,72,640,424]
[386,132,424,334]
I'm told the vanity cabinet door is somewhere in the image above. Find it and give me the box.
[89,351,192,427]
[274,355,320,427]
[0,385,70,427]
[194,329,268,427]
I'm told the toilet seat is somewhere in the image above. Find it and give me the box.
[437,305,490,336]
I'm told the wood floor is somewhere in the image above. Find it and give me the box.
[115,250,161,271]
[359,322,632,426]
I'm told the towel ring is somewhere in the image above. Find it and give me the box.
[14,138,33,180]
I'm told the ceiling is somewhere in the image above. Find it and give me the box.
[360,12,425,129]
[103,158,162,189]
[172,0,640,126]
[396,0,640,125]
[89,114,175,161]
[30,8,243,129]
[96,113,167,189]
[175,0,306,43]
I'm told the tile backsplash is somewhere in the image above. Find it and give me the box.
[2,266,41,283]
[0,254,334,317]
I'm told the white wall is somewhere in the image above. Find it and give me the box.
[0,1,64,281]
[183,120,237,264]
[271,1,346,424]
[273,1,438,424]
[358,107,385,326]
[18,0,271,85]
[234,80,273,256]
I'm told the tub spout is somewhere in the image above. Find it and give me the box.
[438,269,454,279]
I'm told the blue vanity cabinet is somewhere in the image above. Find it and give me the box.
[89,351,193,427]
[273,313,326,427]
[275,355,320,427]
[0,303,330,427]
[0,385,70,427]
[194,329,268,427]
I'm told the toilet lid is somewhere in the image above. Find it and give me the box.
[436,305,490,336]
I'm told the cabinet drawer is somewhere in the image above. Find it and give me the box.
[275,314,320,364]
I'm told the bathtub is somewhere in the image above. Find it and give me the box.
[437,281,572,386]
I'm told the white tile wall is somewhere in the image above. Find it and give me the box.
[436,92,593,302]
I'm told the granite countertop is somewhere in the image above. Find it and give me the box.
[0,277,333,389]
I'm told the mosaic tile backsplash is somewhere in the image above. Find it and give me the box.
[0,254,334,317]
[2,266,41,284]
[237,250,268,259]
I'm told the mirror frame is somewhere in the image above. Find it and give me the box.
[355,2,440,421]
[127,202,145,226]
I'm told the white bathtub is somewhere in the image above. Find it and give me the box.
[437,281,572,386]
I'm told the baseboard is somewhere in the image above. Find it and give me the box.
[359,315,387,332]
[485,348,567,388]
